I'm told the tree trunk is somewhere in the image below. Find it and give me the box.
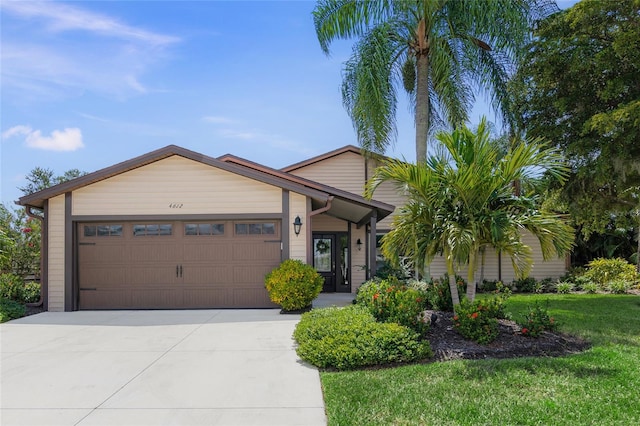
[466,250,477,302]
[415,52,430,163]
[445,248,461,307]
[479,245,486,284]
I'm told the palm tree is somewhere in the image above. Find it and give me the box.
[365,118,574,305]
[313,0,556,162]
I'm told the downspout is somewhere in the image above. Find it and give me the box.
[306,196,334,264]
[24,205,45,308]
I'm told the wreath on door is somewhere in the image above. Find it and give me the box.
[315,240,330,254]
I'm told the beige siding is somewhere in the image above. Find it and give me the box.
[72,156,282,216]
[311,214,348,232]
[289,193,307,262]
[289,151,366,195]
[366,160,404,229]
[351,227,367,292]
[426,232,567,284]
[47,195,65,311]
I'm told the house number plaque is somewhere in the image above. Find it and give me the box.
[169,203,183,209]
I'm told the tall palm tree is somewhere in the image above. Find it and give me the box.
[313,0,556,162]
[365,118,574,305]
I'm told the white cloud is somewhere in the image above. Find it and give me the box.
[2,125,84,151]
[0,1,180,101]
[1,125,32,140]
[0,1,179,45]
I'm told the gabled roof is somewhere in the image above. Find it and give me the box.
[17,145,331,209]
[218,153,395,226]
[281,144,390,173]
[18,145,394,225]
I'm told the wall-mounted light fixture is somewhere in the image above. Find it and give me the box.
[293,216,302,236]
[356,238,363,251]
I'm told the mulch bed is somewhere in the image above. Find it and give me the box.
[425,310,591,362]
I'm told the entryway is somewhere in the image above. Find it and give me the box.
[312,232,351,293]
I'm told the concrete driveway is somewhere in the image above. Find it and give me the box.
[0,309,326,426]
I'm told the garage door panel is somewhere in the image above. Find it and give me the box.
[79,268,127,287]
[184,289,232,308]
[130,243,181,263]
[78,220,282,309]
[183,243,231,262]
[232,242,280,261]
[131,288,183,309]
[232,288,275,308]
[183,265,232,285]
[80,289,132,310]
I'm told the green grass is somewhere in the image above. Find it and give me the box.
[320,294,640,425]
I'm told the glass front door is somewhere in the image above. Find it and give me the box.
[313,233,350,293]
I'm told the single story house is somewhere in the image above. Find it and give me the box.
[18,144,567,311]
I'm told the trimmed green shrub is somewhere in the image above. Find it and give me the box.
[294,305,432,370]
[424,275,466,312]
[479,279,500,293]
[356,278,428,335]
[583,258,638,290]
[607,279,630,294]
[264,259,323,311]
[0,297,26,323]
[0,273,40,303]
[581,281,598,294]
[453,299,500,345]
[556,282,574,294]
[519,301,557,337]
[513,276,537,293]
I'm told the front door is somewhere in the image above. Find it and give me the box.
[313,234,335,292]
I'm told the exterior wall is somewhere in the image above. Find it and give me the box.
[289,192,307,262]
[289,151,366,195]
[311,214,348,232]
[47,195,65,311]
[426,232,567,284]
[72,156,282,216]
[366,160,404,229]
[351,226,367,291]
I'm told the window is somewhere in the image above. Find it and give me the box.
[84,224,122,237]
[133,224,173,236]
[184,223,224,236]
[235,222,276,235]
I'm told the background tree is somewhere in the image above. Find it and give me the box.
[313,0,556,162]
[510,0,640,266]
[19,167,86,196]
[365,118,574,305]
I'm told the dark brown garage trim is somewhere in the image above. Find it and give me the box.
[282,189,289,261]
[65,192,73,312]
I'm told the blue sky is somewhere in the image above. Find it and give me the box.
[1,0,576,206]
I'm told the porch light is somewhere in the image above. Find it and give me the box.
[356,238,362,251]
[293,216,302,236]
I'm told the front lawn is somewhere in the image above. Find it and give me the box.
[320,294,640,425]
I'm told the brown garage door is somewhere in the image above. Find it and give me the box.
[77,221,281,309]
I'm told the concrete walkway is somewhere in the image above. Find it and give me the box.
[0,309,326,426]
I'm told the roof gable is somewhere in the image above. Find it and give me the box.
[18,145,331,208]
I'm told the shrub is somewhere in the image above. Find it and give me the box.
[607,279,630,294]
[453,298,500,344]
[513,276,537,293]
[519,301,557,337]
[573,275,594,291]
[0,297,26,323]
[374,261,409,281]
[424,275,466,312]
[0,273,39,303]
[294,305,432,370]
[556,282,574,294]
[264,259,323,311]
[583,258,638,290]
[479,279,500,293]
[581,282,598,294]
[356,279,428,335]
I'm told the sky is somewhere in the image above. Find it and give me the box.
[0,0,577,206]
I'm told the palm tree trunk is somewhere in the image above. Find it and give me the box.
[466,250,477,302]
[415,52,429,163]
[445,248,461,307]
